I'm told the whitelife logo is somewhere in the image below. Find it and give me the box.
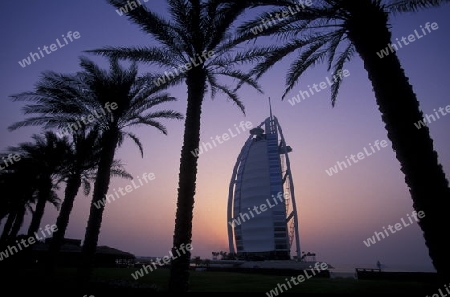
[426,283,450,297]
[191,121,253,157]
[131,244,193,280]
[363,211,425,247]
[0,224,58,261]
[0,153,21,171]
[325,140,388,176]
[288,69,350,106]
[56,102,118,138]
[115,0,148,16]
[93,172,155,209]
[266,262,329,296]
[376,22,439,59]
[414,104,450,129]
[250,0,313,35]
[18,31,81,68]
[153,51,215,87]
[228,192,287,227]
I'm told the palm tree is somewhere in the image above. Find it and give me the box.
[88,0,265,291]
[0,178,34,244]
[75,56,182,284]
[45,127,133,275]
[3,132,66,237]
[25,134,65,237]
[236,0,450,282]
[0,148,60,247]
[44,128,101,274]
[8,56,183,283]
[0,158,35,227]
[0,158,36,244]
[3,130,131,274]
[194,256,201,267]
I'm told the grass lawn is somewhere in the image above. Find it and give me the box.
[2,266,441,296]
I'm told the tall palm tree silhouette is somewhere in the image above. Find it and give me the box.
[46,128,132,275]
[3,132,66,237]
[237,0,450,282]
[0,157,40,244]
[8,86,133,276]
[8,56,183,283]
[88,0,264,291]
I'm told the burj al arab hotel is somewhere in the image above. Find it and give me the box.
[227,110,301,260]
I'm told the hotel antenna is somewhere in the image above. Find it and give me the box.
[269,97,273,120]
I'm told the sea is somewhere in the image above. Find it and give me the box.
[328,262,437,279]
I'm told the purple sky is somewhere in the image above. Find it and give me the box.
[1,1,450,271]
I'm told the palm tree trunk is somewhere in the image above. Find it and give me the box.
[77,129,119,284]
[169,67,207,292]
[46,174,82,275]
[27,179,52,236]
[345,0,450,283]
[0,212,16,243]
[9,207,26,239]
[0,209,24,269]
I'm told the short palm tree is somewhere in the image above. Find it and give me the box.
[44,129,101,274]
[45,128,132,275]
[4,132,66,237]
[236,0,450,282]
[75,56,182,283]
[9,56,183,283]
[0,157,33,224]
[88,0,265,291]
[0,160,37,244]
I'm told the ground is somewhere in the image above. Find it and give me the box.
[0,266,441,296]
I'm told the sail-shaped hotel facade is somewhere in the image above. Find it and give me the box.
[227,113,301,260]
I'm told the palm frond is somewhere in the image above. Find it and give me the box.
[79,56,109,82]
[205,71,219,99]
[108,0,187,55]
[86,46,180,67]
[214,69,264,94]
[388,0,450,13]
[247,40,312,80]
[133,119,169,135]
[127,93,176,118]
[138,110,184,122]
[208,82,246,115]
[110,159,133,180]
[123,131,144,157]
[330,43,354,106]
[236,8,315,42]
[82,179,92,196]
[325,29,346,71]
[211,48,269,69]
[283,31,344,98]
[202,2,250,50]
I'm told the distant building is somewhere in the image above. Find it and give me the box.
[227,112,301,260]
[29,238,135,268]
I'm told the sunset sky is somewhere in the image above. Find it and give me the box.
[1,1,449,272]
